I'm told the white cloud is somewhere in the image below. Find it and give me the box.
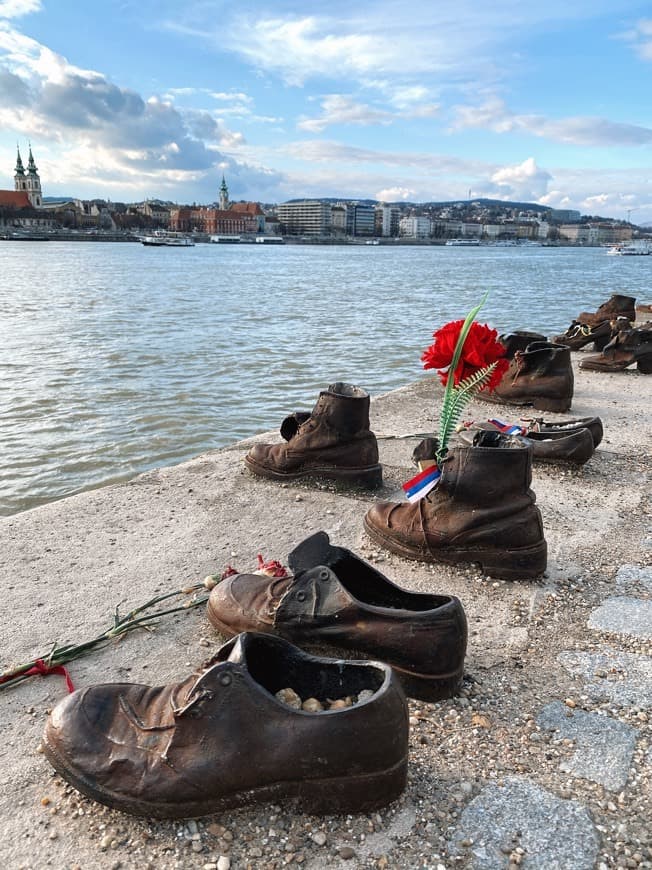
[0,0,40,19]
[620,18,652,61]
[375,186,416,201]
[451,97,652,146]
[297,95,393,132]
[488,157,552,200]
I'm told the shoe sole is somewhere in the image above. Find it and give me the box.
[245,456,383,489]
[206,607,463,703]
[481,393,572,413]
[42,727,407,819]
[363,516,547,581]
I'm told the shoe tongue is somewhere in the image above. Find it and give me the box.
[288,531,342,574]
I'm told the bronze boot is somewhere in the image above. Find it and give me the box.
[42,632,408,818]
[580,324,652,373]
[498,330,548,358]
[363,432,547,581]
[552,319,615,351]
[208,531,468,702]
[577,294,636,328]
[484,341,573,412]
[245,382,382,488]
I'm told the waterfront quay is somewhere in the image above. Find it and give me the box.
[1,361,650,869]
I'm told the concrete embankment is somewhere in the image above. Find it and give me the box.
[0,362,650,869]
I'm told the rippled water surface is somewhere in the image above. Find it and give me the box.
[1,241,648,515]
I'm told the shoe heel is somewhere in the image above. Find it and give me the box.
[479,541,548,581]
[392,667,464,702]
[298,757,408,814]
[325,463,384,489]
[637,356,652,374]
[531,396,572,412]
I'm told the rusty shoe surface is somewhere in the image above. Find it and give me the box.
[364,432,547,581]
[245,382,382,488]
[42,632,408,819]
[484,341,574,412]
[208,531,468,702]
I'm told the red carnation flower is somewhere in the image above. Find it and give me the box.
[422,320,508,390]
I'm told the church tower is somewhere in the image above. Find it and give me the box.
[14,145,42,207]
[219,174,229,211]
[26,145,42,207]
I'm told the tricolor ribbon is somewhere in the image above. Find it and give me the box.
[488,418,528,436]
[402,464,441,503]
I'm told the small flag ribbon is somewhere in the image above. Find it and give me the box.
[0,658,75,693]
[488,418,528,436]
[402,464,441,503]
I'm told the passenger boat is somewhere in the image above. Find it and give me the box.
[606,241,651,256]
[141,232,195,247]
[445,238,480,246]
[210,235,241,244]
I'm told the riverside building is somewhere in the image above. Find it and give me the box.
[278,200,332,236]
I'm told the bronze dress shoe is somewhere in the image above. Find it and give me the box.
[207,532,467,702]
[43,632,408,819]
[456,424,595,465]
[523,415,603,447]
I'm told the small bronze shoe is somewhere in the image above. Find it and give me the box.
[457,424,595,465]
[207,532,468,702]
[43,633,408,819]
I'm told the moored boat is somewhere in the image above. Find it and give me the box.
[141,232,195,247]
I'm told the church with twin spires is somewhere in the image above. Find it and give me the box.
[0,145,43,209]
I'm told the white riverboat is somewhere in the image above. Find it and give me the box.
[606,241,651,256]
[141,232,195,247]
[445,238,480,246]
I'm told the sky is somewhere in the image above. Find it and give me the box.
[0,0,651,222]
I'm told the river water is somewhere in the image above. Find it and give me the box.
[0,240,648,516]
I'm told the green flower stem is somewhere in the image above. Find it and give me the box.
[0,585,209,690]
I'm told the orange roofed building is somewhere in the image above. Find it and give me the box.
[168,175,265,235]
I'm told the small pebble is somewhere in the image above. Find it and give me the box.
[276,688,302,709]
[564,698,576,708]
[302,698,323,712]
[311,831,327,846]
[339,846,356,860]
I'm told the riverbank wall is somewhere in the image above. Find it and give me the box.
[1,362,650,869]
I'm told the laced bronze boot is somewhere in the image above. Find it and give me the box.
[483,341,573,412]
[245,382,382,488]
[363,431,547,581]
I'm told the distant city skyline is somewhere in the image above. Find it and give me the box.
[1,1,651,223]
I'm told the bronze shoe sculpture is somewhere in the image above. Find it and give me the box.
[245,382,382,488]
[208,531,467,702]
[518,415,603,447]
[363,431,547,581]
[456,423,595,466]
[483,341,573,412]
[552,318,620,351]
[498,330,547,358]
[42,632,408,819]
[580,323,652,373]
[577,294,636,328]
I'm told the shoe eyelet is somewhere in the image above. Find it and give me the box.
[219,673,232,686]
[319,569,329,581]
[296,591,306,602]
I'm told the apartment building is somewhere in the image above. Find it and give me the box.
[278,201,332,236]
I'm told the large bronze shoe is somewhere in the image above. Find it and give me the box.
[42,633,408,819]
[207,531,467,702]
[457,424,595,465]
[363,432,547,581]
[245,382,382,488]
[484,341,573,412]
[577,294,636,328]
[580,324,652,373]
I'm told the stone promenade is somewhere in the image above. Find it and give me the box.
[0,362,650,870]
